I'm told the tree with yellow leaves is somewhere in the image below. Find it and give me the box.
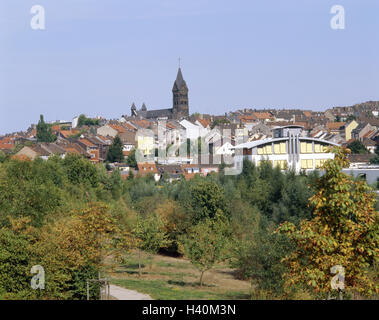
[278,147,379,298]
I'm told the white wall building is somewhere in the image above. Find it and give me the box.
[179,119,207,140]
[234,125,340,173]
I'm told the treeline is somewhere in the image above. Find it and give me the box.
[0,150,377,299]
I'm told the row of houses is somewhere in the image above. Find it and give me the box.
[1,101,379,180]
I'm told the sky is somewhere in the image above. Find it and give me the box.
[0,0,378,134]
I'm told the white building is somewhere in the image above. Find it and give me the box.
[234,125,340,173]
[179,119,207,140]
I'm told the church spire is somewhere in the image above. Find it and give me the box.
[173,67,187,91]
[172,66,189,118]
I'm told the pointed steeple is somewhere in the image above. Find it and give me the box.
[141,103,147,111]
[172,67,189,118]
[131,103,137,117]
[173,68,187,91]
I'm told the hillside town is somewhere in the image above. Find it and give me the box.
[1,68,379,183]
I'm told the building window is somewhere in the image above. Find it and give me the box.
[274,160,287,169]
[314,144,328,153]
[301,159,314,169]
[274,142,286,154]
[300,142,313,154]
[315,159,327,168]
[258,145,272,155]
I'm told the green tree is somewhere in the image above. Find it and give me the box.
[232,217,293,298]
[347,140,369,154]
[181,215,230,286]
[370,154,379,164]
[36,115,56,143]
[109,169,122,200]
[77,114,99,127]
[126,148,137,168]
[0,229,32,298]
[133,213,170,276]
[278,147,379,298]
[190,180,226,222]
[107,136,124,163]
[62,153,99,187]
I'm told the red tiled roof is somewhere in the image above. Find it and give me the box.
[253,112,272,120]
[362,130,375,139]
[197,119,211,128]
[326,122,345,131]
[0,142,15,150]
[79,139,96,147]
[64,147,80,154]
[123,122,137,131]
[109,124,127,134]
[60,130,80,138]
[137,162,158,175]
[51,125,61,132]
[238,115,257,123]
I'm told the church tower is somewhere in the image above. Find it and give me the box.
[172,68,189,118]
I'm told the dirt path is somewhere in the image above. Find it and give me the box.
[109,284,153,300]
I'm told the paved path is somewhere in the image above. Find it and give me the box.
[109,284,153,300]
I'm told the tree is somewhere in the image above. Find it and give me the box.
[0,228,32,298]
[36,115,56,143]
[133,213,170,276]
[62,153,99,187]
[190,180,226,222]
[77,114,99,127]
[107,136,124,163]
[347,140,369,154]
[370,155,379,164]
[181,215,230,286]
[231,216,293,298]
[278,147,379,298]
[126,148,137,168]
[109,169,122,200]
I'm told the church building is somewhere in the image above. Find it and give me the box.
[131,68,189,120]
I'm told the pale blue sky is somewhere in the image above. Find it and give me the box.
[1,0,378,134]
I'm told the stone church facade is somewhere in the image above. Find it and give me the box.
[131,68,189,120]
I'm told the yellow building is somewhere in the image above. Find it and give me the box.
[344,120,358,141]
[234,125,340,174]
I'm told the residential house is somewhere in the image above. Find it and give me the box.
[326,122,346,135]
[347,154,376,168]
[136,162,160,181]
[352,123,377,141]
[118,131,137,157]
[342,120,359,141]
[77,138,100,163]
[156,164,183,182]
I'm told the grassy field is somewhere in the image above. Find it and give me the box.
[106,251,252,300]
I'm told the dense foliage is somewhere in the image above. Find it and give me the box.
[278,148,379,298]
[0,147,377,299]
[77,114,100,127]
[347,140,369,154]
[36,115,56,143]
[106,135,124,163]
